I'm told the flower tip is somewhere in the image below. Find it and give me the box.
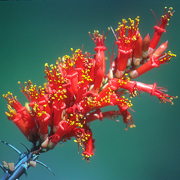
[129,124,136,128]
[82,152,94,159]
[47,141,56,150]
[41,138,49,148]
[29,161,37,167]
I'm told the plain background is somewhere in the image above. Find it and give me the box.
[0,0,180,180]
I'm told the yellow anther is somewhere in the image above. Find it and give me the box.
[5,112,11,117]
[45,63,49,67]
[167,51,176,57]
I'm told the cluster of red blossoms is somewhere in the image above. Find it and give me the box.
[3,7,177,159]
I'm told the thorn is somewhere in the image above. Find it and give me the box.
[36,160,55,176]
[23,166,28,176]
[0,140,21,155]
[20,143,30,153]
[0,164,6,172]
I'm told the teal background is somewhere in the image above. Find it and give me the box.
[0,0,180,180]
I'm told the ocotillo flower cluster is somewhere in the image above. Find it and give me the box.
[3,7,177,160]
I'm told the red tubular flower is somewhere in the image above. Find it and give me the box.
[3,92,38,142]
[120,80,177,104]
[135,81,177,104]
[133,35,143,66]
[19,80,52,140]
[149,7,174,53]
[52,101,66,132]
[3,7,177,160]
[48,121,75,146]
[73,127,94,159]
[142,34,151,59]
[129,42,176,78]
[82,134,94,159]
[114,17,140,78]
[90,31,107,92]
